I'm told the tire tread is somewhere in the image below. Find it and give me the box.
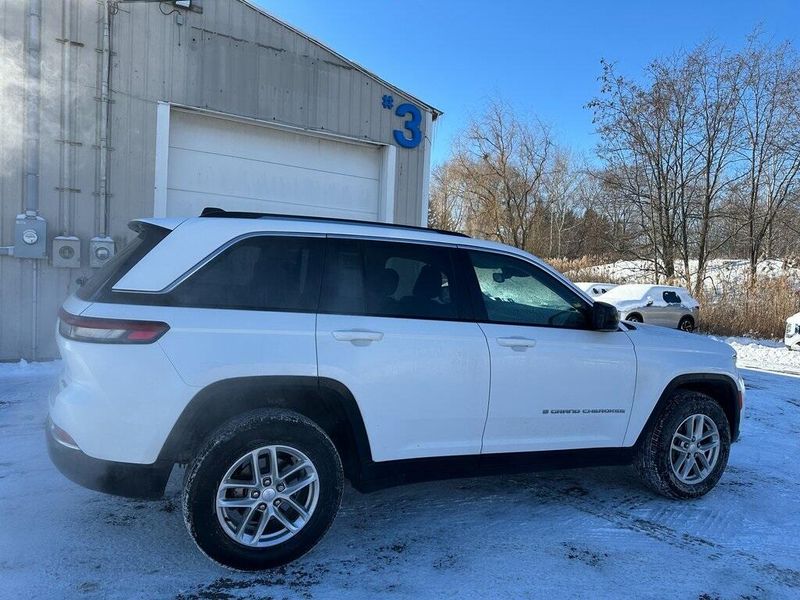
[182,408,343,570]
[634,390,730,499]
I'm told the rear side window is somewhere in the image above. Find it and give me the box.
[78,224,170,301]
[663,291,682,304]
[167,236,324,312]
[320,239,466,320]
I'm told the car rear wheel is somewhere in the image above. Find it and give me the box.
[183,409,343,570]
[634,390,730,499]
[678,316,695,332]
[626,313,643,323]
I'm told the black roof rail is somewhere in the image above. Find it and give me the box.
[198,207,470,238]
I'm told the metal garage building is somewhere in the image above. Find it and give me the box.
[0,0,441,360]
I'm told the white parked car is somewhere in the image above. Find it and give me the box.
[574,281,619,297]
[49,209,743,570]
[599,284,700,331]
[786,312,800,350]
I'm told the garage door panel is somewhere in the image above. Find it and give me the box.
[166,110,383,220]
[167,147,379,215]
[169,112,381,180]
[166,189,378,221]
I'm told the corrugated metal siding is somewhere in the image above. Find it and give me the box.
[0,0,434,360]
[0,0,26,359]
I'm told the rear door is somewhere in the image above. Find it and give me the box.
[463,249,637,453]
[315,238,491,462]
[75,234,325,460]
[152,235,325,387]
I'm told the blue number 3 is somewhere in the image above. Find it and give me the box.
[393,103,422,149]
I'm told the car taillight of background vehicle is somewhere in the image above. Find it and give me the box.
[58,309,169,344]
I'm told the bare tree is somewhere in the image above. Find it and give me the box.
[427,36,800,279]
[427,163,465,231]
[590,58,691,281]
[544,149,580,257]
[452,100,554,254]
[690,44,743,294]
[736,37,800,275]
[590,38,800,285]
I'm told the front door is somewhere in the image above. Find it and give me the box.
[316,238,491,462]
[463,249,637,453]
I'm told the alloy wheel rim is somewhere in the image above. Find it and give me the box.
[215,445,319,548]
[669,414,720,485]
[680,319,693,331]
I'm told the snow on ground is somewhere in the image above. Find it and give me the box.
[582,258,800,292]
[723,337,800,375]
[1,357,799,599]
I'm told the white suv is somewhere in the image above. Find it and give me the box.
[786,312,800,350]
[48,209,744,570]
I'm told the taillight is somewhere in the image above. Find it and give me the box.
[58,308,169,344]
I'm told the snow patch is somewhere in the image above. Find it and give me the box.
[3,351,800,598]
[580,258,800,293]
[721,337,800,375]
[0,358,61,378]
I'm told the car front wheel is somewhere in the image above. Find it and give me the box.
[183,408,343,570]
[678,316,695,332]
[634,390,730,499]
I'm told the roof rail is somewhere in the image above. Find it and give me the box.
[198,207,470,238]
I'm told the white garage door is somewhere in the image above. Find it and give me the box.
[164,110,384,221]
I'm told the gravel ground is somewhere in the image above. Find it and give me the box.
[0,359,798,600]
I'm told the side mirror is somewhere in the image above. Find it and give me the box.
[645,296,654,307]
[591,301,620,331]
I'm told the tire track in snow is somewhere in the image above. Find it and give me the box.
[517,474,800,590]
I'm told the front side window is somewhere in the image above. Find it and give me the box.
[663,290,682,304]
[168,236,324,311]
[320,239,464,320]
[467,250,588,329]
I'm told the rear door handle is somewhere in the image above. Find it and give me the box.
[332,329,384,345]
[496,336,536,350]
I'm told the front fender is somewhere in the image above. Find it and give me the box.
[624,371,741,447]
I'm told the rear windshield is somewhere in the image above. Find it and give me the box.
[76,224,170,301]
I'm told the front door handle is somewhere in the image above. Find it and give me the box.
[496,336,536,350]
[332,329,384,345]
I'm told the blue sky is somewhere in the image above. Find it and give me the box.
[263,1,800,165]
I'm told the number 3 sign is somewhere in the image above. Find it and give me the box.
[382,95,423,149]
[393,103,422,149]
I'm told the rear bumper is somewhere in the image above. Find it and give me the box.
[46,419,171,500]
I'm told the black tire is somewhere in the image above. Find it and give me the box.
[678,316,695,332]
[626,313,643,323]
[183,409,343,570]
[634,390,730,499]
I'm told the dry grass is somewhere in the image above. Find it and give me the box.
[697,276,800,339]
[546,256,623,283]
